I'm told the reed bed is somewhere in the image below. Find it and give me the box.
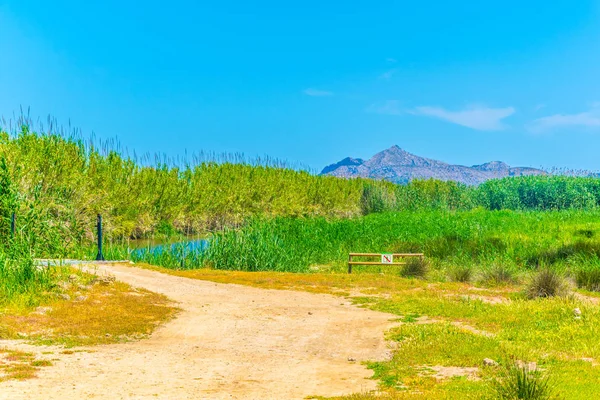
[200,209,600,277]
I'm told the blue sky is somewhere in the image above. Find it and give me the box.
[1,1,600,171]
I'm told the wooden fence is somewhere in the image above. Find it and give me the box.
[347,252,424,273]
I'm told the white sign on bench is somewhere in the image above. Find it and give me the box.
[381,254,394,264]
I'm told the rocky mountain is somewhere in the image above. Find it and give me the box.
[320,145,546,185]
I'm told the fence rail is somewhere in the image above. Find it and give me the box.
[347,252,424,273]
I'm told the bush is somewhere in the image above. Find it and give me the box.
[526,269,569,299]
[448,265,474,282]
[401,257,429,279]
[492,360,555,400]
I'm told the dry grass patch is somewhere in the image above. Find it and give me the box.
[133,263,516,300]
[0,272,178,347]
[0,349,52,382]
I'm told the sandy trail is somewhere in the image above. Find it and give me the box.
[0,264,396,400]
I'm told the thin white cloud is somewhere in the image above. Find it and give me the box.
[366,100,403,115]
[379,69,397,80]
[367,102,515,131]
[386,57,397,63]
[410,105,515,131]
[529,104,600,133]
[303,88,333,97]
[533,104,546,112]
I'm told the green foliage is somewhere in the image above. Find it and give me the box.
[360,182,397,214]
[478,175,600,211]
[0,239,58,307]
[480,264,519,286]
[395,178,475,210]
[7,123,600,278]
[7,122,600,252]
[0,124,396,248]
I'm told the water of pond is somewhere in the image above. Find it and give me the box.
[129,237,209,257]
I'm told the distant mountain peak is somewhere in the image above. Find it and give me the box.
[320,146,545,185]
[320,156,364,175]
[472,161,510,172]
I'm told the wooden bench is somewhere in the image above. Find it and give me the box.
[347,252,424,273]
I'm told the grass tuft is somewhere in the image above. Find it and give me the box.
[448,265,474,282]
[491,360,556,400]
[400,257,429,279]
[526,269,570,299]
[480,264,518,286]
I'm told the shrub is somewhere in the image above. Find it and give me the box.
[448,265,474,282]
[491,360,555,400]
[401,257,429,279]
[526,269,569,299]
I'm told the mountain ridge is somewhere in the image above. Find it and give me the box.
[320,146,546,185]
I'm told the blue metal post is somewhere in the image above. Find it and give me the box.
[96,214,105,261]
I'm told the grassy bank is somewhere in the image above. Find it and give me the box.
[174,210,600,276]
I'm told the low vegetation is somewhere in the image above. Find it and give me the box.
[448,265,474,283]
[0,348,53,382]
[573,257,600,292]
[0,270,177,347]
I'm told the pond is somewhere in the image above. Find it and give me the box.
[129,237,209,258]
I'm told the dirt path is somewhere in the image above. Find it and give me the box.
[1,264,397,400]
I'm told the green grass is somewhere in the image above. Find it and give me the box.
[179,209,600,273]
[352,287,599,398]
[573,256,600,292]
[0,240,67,308]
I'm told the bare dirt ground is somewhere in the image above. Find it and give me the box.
[0,264,397,400]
